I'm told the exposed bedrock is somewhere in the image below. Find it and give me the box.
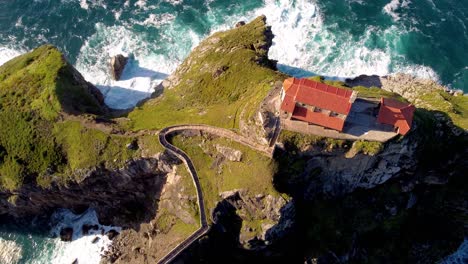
[0,153,176,227]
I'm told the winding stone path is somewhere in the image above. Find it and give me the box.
[156,124,275,264]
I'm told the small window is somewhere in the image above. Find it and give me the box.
[314,107,322,113]
[330,112,339,117]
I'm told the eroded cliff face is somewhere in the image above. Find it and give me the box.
[295,135,419,199]
[101,163,200,263]
[215,189,294,248]
[269,74,467,263]
[0,153,174,227]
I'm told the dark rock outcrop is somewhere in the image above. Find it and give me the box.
[216,189,295,249]
[0,153,175,227]
[60,227,73,241]
[82,224,99,235]
[106,229,120,240]
[110,54,128,81]
[212,66,229,78]
[235,21,246,28]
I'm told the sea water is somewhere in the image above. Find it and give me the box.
[1,0,467,108]
[0,0,467,263]
[0,208,119,264]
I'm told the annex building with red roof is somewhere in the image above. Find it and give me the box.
[279,77,415,140]
[376,98,416,135]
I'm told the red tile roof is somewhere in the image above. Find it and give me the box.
[281,78,354,115]
[292,106,346,131]
[377,98,415,135]
[280,78,354,131]
[281,94,295,113]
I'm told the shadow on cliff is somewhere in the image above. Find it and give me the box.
[268,106,467,263]
[277,63,383,88]
[0,157,169,240]
[118,60,169,81]
[174,198,302,264]
[97,85,152,110]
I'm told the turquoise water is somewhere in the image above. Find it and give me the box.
[0,0,467,262]
[0,209,118,264]
[0,0,467,98]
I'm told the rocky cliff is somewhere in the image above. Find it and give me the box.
[0,155,172,226]
[0,16,466,264]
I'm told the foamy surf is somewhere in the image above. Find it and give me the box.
[47,208,120,264]
[440,238,468,264]
[0,238,22,264]
[75,21,199,109]
[0,47,22,66]
[0,208,118,264]
[197,0,440,84]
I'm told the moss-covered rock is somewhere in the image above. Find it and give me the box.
[127,16,286,132]
[0,45,126,190]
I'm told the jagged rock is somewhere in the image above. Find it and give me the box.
[290,135,419,198]
[345,74,383,88]
[110,54,128,81]
[212,66,229,78]
[215,145,243,162]
[423,175,449,185]
[91,237,100,244]
[82,224,99,235]
[235,21,246,28]
[126,140,139,150]
[106,229,120,240]
[0,156,172,227]
[60,227,73,242]
[214,189,293,249]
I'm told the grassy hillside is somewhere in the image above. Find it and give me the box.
[0,45,136,190]
[170,134,280,223]
[127,16,285,131]
[417,90,468,129]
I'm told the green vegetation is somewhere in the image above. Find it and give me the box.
[278,130,347,151]
[351,140,384,156]
[418,90,468,129]
[306,76,349,89]
[352,86,407,101]
[0,45,133,190]
[156,208,198,236]
[128,16,285,131]
[138,134,165,156]
[170,134,279,221]
[307,76,407,102]
[49,121,136,181]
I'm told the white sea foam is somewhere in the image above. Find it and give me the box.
[46,208,120,264]
[76,0,107,10]
[210,0,439,83]
[0,238,22,264]
[384,0,402,21]
[80,0,89,10]
[75,22,198,109]
[142,13,176,27]
[440,238,468,264]
[0,47,22,66]
[72,0,442,110]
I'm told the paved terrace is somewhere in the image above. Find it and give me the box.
[282,99,398,142]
